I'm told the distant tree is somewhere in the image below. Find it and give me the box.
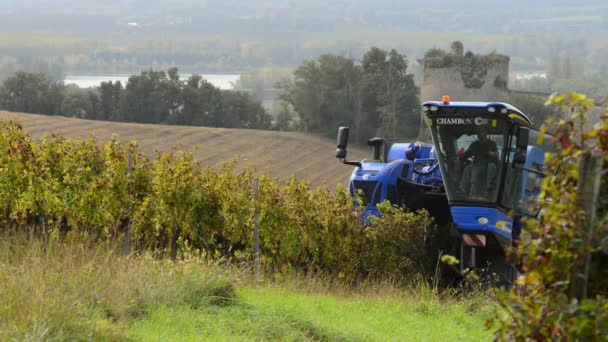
[279,47,418,144]
[387,49,420,140]
[97,81,123,121]
[220,90,272,129]
[272,101,296,131]
[280,60,323,134]
[164,67,183,120]
[88,91,101,119]
[119,68,182,124]
[280,55,361,140]
[360,47,388,141]
[316,54,360,137]
[120,70,159,123]
[175,75,218,126]
[362,47,419,142]
[233,67,293,103]
[0,71,64,115]
[0,68,272,131]
[170,73,271,129]
[176,76,228,127]
[62,91,92,118]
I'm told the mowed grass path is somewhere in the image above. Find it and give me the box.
[0,112,367,187]
[128,286,494,341]
[1,236,494,341]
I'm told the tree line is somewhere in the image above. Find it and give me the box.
[0,48,421,143]
[0,47,553,140]
[0,47,556,140]
[278,47,420,144]
[0,68,272,130]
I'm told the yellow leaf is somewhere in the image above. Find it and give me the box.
[571,92,587,104]
[572,169,579,180]
[552,96,566,105]
[537,125,547,144]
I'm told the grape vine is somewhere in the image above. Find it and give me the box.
[0,119,433,281]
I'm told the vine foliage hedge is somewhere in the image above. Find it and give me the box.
[0,120,433,281]
[491,93,608,340]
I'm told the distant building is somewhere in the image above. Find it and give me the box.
[417,42,605,138]
[420,42,511,103]
[417,42,513,139]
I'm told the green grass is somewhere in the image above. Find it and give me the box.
[0,235,494,341]
[0,235,236,341]
[127,285,494,341]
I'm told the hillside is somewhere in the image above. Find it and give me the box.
[0,112,367,187]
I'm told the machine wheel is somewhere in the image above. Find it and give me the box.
[485,252,518,289]
[437,234,463,288]
[446,237,518,290]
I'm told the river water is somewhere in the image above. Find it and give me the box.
[63,74,240,90]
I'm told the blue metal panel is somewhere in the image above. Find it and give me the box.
[349,141,445,222]
[422,100,532,125]
[422,101,525,115]
[526,145,546,166]
[450,206,513,240]
[387,143,410,161]
[387,142,435,161]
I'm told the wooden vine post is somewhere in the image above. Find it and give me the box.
[123,151,133,255]
[253,178,261,281]
[570,150,604,300]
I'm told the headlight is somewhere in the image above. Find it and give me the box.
[477,217,489,225]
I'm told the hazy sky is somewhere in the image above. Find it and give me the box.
[1,0,606,74]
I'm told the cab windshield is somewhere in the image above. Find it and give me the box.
[429,116,510,205]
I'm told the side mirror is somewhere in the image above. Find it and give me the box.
[516,127,529,149]
[336,127,349,159]
[514,127,529,166]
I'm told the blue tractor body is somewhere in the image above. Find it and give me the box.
[447,143,549,248]
[348,143,446,220]
[422,99,554,280]
[336,98,554,284]
[335,130,451,230]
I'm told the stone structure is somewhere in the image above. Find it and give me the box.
[417,43,511,140]
[416,42,605,140]
[420,43,511,103]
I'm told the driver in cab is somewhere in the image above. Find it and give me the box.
[459,126,498,198]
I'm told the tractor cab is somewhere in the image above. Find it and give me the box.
[423,97,554,279]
